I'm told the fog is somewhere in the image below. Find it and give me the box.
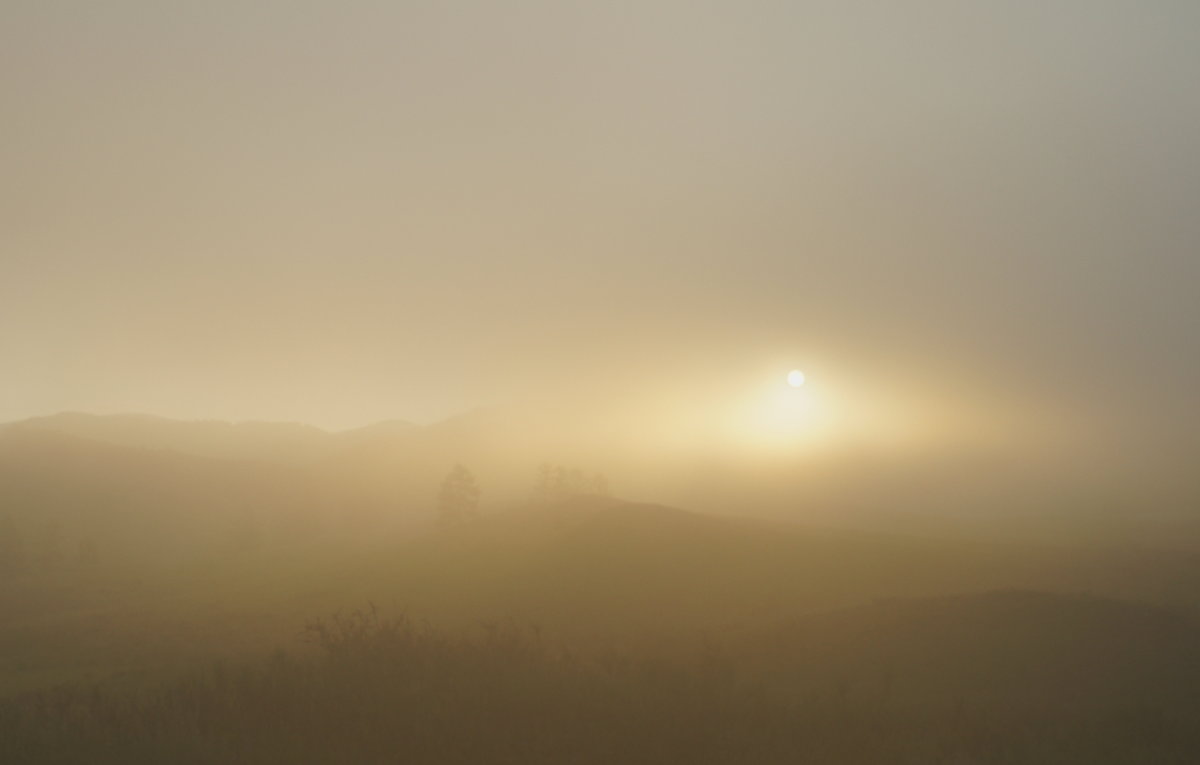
[2,2,1200,763]
[4,2,1197,434]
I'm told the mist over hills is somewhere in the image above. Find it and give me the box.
[5,409,1196,550]
[3,416,1199,680]
[4,411,1198,657]
[4,412,1200,762]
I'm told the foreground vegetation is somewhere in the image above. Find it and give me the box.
[4,598,1199,765]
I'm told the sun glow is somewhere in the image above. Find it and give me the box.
[728,366,922,453]
[722,370,838,452]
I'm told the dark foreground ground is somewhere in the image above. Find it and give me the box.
[4,591,1199,765]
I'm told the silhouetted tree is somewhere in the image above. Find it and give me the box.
[437,464,480,526]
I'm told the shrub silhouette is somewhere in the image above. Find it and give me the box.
[3,607,1199,764]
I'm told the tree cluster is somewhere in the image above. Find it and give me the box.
[531,463,609,503]
[436,464,480,527]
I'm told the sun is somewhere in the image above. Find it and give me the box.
[724,367,826,451]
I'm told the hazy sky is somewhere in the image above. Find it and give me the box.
[3,2,1197,447]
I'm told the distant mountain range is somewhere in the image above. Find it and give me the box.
[2,412,423,466]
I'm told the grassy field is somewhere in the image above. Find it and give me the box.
[4,595,1199,764]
